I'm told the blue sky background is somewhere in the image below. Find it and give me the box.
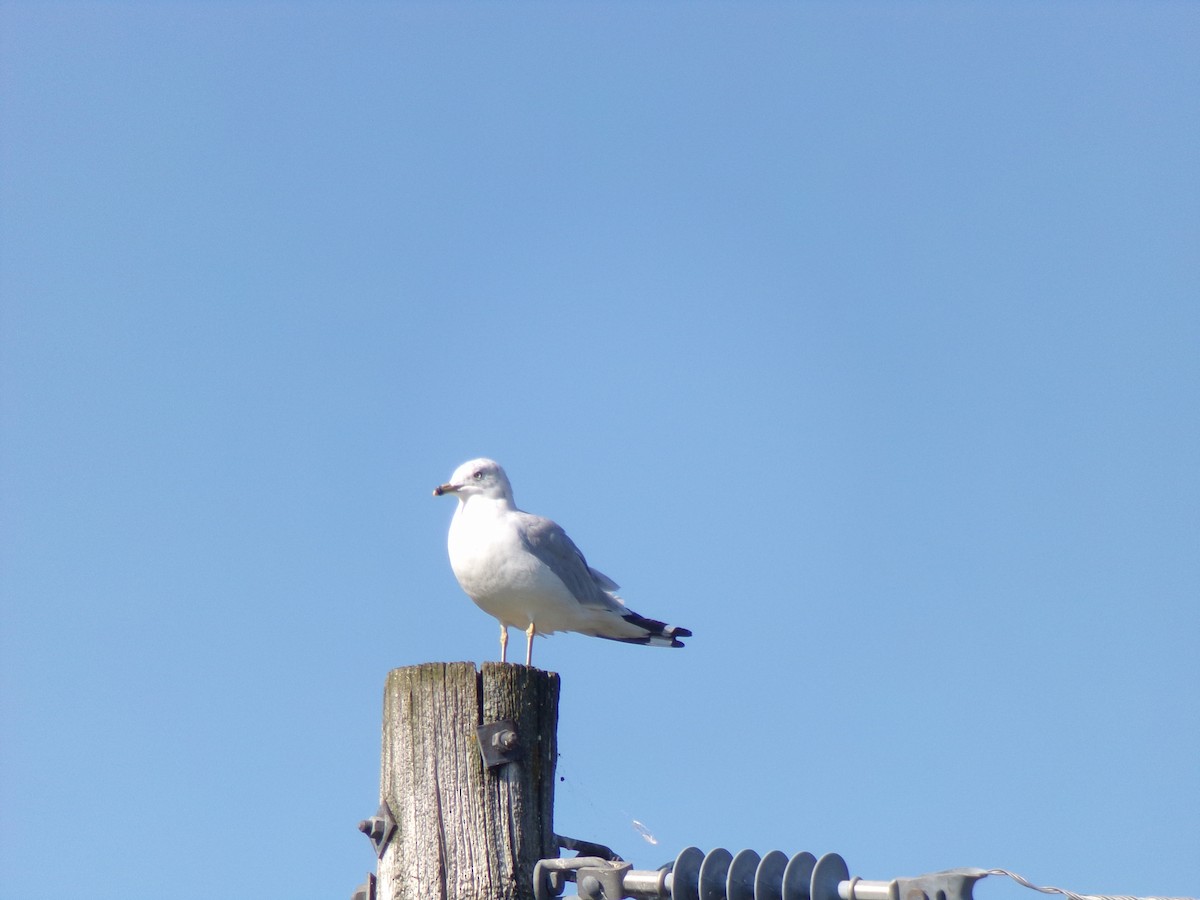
[2,4,1197,899]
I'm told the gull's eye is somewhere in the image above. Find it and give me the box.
[473,470,484,481]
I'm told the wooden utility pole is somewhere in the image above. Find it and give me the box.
[375,662,560,900]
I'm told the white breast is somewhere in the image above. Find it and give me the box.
[446,499,586,634]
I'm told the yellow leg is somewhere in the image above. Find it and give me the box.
[524,622,536,667]
[499,624,508,663]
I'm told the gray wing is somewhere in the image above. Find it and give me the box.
[516,513,625,611]
[588,566,620,592]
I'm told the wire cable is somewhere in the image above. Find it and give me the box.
[986,868,1197,900]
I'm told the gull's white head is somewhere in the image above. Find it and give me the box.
[433,458,514,504]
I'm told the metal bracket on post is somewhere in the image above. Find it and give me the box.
[476,719,522,768]
[350,872,377,900]
[558,834,625,861]
[535,836,630,900]
[534,857,641,900]
[357,801,396,859]
[579,860,637,900]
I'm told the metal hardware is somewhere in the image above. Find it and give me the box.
[532,846,990,900]
[476,719,521,768]
[535,857,641,900]
[357,801,396,859]
[847,868,989,900]
[350,872,376,900]
[581,860,636,900]
[558,834,625,861]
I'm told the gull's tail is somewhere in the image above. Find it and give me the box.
[607,609,692,648]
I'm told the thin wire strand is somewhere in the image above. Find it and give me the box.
[987,868,1197,900]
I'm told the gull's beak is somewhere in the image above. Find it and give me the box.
[433,481,459,497]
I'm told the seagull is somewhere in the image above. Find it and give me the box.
[433,458,692,666]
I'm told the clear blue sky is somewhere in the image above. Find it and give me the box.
[2,4,1197,899]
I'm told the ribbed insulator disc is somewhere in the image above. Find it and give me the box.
[781,852,816,900]
[727,850,761,900]
[754,850,789,900]
[810,854,850,900]
[699,848,734,900]
[671,847,705,900]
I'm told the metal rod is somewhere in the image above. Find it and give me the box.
[623,869,671,899]
[840,880,893,900]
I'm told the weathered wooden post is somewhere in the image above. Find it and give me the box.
[375,661,560,900]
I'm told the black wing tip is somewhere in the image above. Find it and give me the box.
[660,626,691,648]
[614,613,692,648]
[605,634,689,648]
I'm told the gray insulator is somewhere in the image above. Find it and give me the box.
[782,852,817,900]
[728,850,762,900]
[530,845,854,900]
[671,847,706,900]
[754,851,790,900]
[699,849,735,900]
[811,854,851,900]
